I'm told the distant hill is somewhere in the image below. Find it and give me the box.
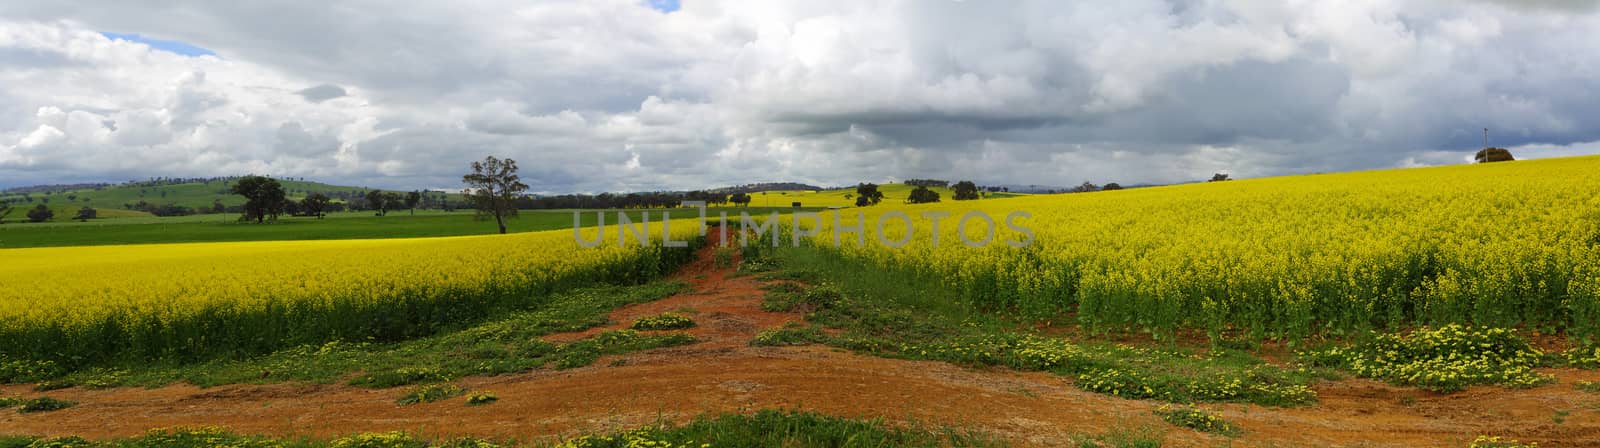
[707,182,825,195]
[0,177,436,220]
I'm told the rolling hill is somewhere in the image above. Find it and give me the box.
[0,178,401,220]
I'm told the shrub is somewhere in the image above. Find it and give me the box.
[1298,325,1549,392]
[751,325,827,346]
[1469,435,1538,448]
[630,313,695,331]
[330,432,428,448]
[18,397,75,413]
[350,367,451,388]
[1154,405,1238,435]
[126,426,283,448]
[395,384,466,405]
[466,392,498,406]
[713,247,736,269]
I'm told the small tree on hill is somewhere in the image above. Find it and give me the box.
[1475,147,1514,163]
[729,192,752,207]
[952,181,980,200]
[26,204,53,222]
[854,183,883,207]
[1073,182,1099,193]
[405,191,422,215]
[230,175,287,223]
[462,156,529,234]
[906,186,941,204]
[1102,182,1123,191]
[365,190,388,216]
[1210,173,1231,182]
[302,193,330,219]
[74,206,96,222]
[382,192,405,215]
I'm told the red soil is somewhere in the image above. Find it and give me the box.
[4,240,1600,447]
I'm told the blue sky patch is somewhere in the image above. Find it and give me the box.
[101,32,217,57]
[645,0,679,13]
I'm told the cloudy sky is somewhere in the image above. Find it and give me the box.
[2,0,1598,193]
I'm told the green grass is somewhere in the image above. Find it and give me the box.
[1,179,387,212]
[0,410,1021,447]
[0,207,815,249]
[750,246,1324,407]
[2,282,696,389]
[629,313,696,330]
[1152,405,1237,435]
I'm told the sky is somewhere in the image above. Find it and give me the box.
[2,0,1600,193]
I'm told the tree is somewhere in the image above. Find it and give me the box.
[1073,182,1099,193]
[405,191,422,215]
[462,156,529,234]
[1475,147,1515,163]
[1209,173,1231,182]
[26,204,53,222]
[854,183,883,207]
[1102,182,1123,191]
[952,181,980,200]
[382,192,405,215]
[302,193,330,219]
[365,190,388,216]
[74,206,96,222]
[906,186,941,204]
[229,175,287,223]
[729,192,752,207]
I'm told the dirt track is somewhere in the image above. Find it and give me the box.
[5,244,1600,447]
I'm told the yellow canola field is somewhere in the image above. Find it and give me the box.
[0,223,700,364]
[778,156,1600,340]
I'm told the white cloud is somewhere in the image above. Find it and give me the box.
[2,1,1600,192]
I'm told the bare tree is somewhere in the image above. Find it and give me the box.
[462,156,529,234]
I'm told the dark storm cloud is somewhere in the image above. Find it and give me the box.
[3,1,1600,192]
[296,84,347,103]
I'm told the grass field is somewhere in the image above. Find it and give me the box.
[0,410,1015,448]
[0,207,812,249]
[0,179,392,221]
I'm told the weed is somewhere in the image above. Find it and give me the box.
[1153,405,1237,435]
[17,396,76,413]
[630,313,696,331]
[395,384,466,405]
[350,367,451,389]
[713,247,736,269]
[466,392,498,406]
[1298,325,1550,392]
[1469,435,1538,448]
[1576,380,1600,393]
[751,324,828,347]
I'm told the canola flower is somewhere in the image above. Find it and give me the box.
[770,156,1600,341]
[1299,324,1550,392]
[0,222,701,366]
[556,427,709,448]
[1469,435,1538,448]
[1154,404,1237,435]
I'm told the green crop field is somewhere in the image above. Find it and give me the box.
[0,207,814,249]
